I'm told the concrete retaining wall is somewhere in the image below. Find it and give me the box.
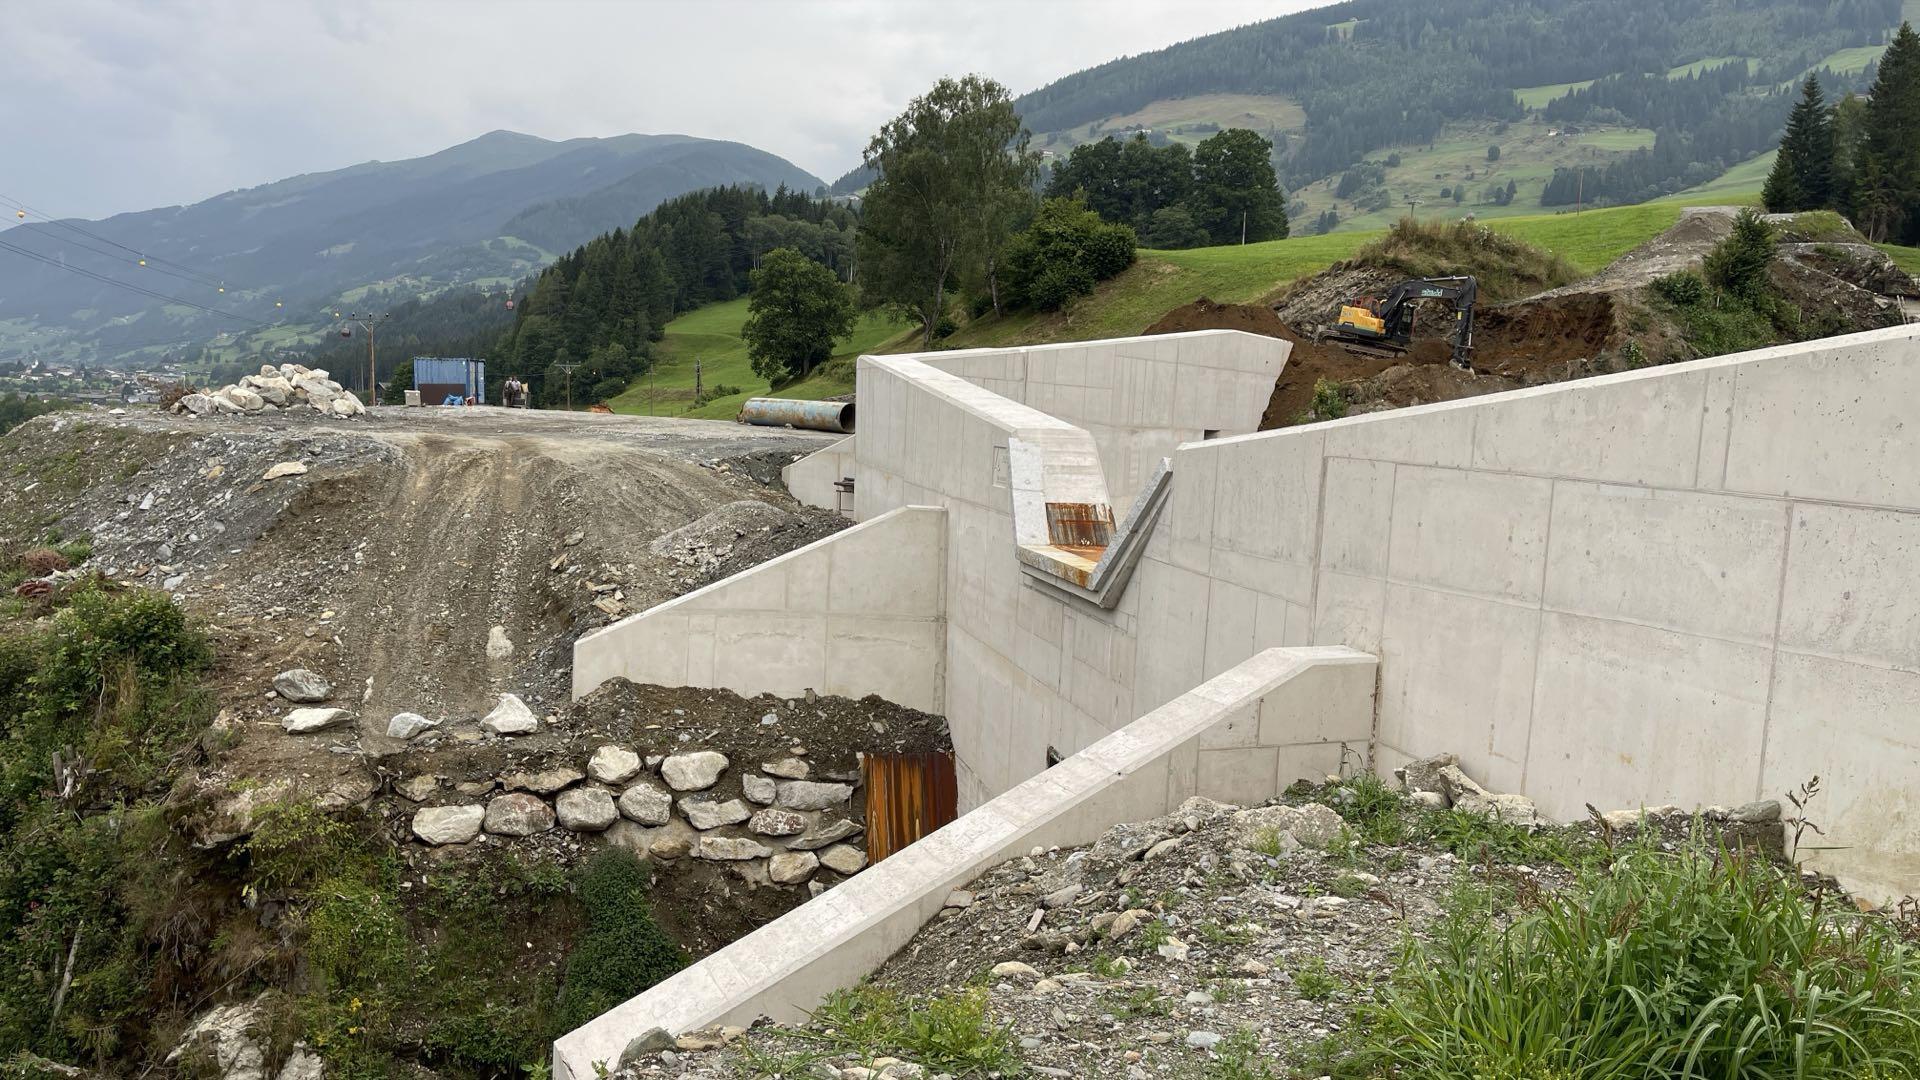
[781,434,856,517]
[1172,325,1916,900]
[553,646,1376,1080]
[572,506,947,712]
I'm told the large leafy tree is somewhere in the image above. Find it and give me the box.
[743,248,856,384]
[1762,76,1835,213]
[1187,129,1288,245]
[857,75,1040,346]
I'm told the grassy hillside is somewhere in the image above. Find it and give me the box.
[1288,116,1657,233]
[1033,93,1306,156]
[1880,243,1920,276]
[919,202,1683,353]
[603,299,904,420]
[1665,151,1774,205]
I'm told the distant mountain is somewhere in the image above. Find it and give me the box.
[1010,0,1904,213]
[0,130,823,354]
[504,141,823,252]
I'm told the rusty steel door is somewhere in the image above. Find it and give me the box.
[862,751,958,864]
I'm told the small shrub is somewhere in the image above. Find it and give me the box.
[813,985,1019,1073]
[19,548,70,577]
[555,849,684,1029]
[1291,956,1338,1001]
[1702,207,1777,303]
[1650,270,1709,307]
[931,315,958,340]
[1302,378,1350,422]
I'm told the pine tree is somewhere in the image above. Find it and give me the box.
[1763,76,1834,213]
[1859,22,1920,242]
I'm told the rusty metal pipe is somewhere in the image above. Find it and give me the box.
[737,397,856,434]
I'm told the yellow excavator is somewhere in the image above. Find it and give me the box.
[1316,275,1478,372]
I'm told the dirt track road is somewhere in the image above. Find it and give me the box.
[5,404,842,792]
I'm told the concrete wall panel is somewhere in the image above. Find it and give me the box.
[1526,612,1770,820]
[1386,466,1552,604]
[1543,482,1789,643]
[1777,503,1920,668]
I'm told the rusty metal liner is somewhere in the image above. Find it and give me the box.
[737,397,856,434]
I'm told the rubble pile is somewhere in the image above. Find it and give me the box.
[173,363,367,418]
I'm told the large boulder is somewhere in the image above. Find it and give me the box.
[484,793,555,837]
[272,668,333,703]
[556,788,618,831]
[588,745,643,784]
[661,751,729,791]
[505,765,583,794]
[680,797,752,831]
[1231,802,1345,850]
[695,837,772,861]
[775,780,853,811]
[617,782,673,825]
[165,1001,268,1080]
[749,808,807,836]
[177,393,215,416]
[768,851,819,884]
[412,805,484,845]
[386,712,438,739]
[481,694,538,736]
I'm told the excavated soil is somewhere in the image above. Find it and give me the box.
[1147,206,1915,429]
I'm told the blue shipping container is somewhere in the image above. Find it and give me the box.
[413,357,486,405]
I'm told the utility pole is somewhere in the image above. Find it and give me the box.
[1240,210,1248,245]
[347,311,388,405]
[694,359,703,402]
[553,361,583,411]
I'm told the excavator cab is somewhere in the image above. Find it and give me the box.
[1318,275,1478,372]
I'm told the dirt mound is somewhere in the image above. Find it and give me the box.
[1155,205,1910,430]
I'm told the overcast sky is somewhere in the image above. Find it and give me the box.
[7,0,1318,221]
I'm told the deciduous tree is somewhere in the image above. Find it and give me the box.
[742,248,856,384]
[857,75,1038,345]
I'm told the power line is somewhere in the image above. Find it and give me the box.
[2,221,233,292]
[0,193,228,289]
[0,238,270,325]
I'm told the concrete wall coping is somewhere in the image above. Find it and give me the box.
[553,645,1377,1079]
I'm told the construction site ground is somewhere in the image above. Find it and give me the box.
[1,404,852,858]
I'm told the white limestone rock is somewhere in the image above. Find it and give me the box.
[481,693,538,735]
[271,668,332,703]
[761,757,810,780]
[695,836,772,861]
[505,766,583,795]
[484,793,556,836]
[260,461,308,481]
[1231,802,1345,849]
[743,773,777,804]
[386,711,438,739]
[412,805,484,845]
[618,782,673,825]
[588,745,643,784]
[555,788,619,831]
[768,851,819,884]
[818,843,867,875]
[281,707,350,734]
[775,780,853,811]
[661,750,729,791]
[680,796,752,831]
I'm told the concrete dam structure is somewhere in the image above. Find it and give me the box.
[558,325,1920,1078]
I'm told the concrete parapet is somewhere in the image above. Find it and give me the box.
[571,505,947,710]
[551,645,1376,1080]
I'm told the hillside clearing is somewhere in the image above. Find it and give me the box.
[1514,78,1595,109]
[603,298,903,419]
[1033,93,1305,154]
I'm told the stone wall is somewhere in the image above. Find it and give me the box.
[552,646,1376,1080]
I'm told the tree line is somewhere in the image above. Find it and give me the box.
[1043,130,1288,248]
[1763,23,1920,243]
[492,185,856,406]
